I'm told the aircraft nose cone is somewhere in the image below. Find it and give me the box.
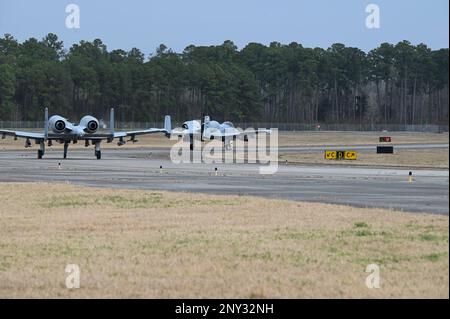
[75,127,85,136]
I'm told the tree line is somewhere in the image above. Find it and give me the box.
[0,33,448,125]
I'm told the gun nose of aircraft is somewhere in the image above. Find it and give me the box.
[74,126,85,136]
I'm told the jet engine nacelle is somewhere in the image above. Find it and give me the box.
[181,120,201,132]
[207,120,221,129]
[79,115,99,134]
[48,115,67,133]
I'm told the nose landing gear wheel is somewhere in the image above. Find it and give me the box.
[95,150,101,160]
[225,141,233,151]
[37,150,44,159]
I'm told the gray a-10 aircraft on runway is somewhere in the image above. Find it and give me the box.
[171,116,272,150]
[0,108,171,159]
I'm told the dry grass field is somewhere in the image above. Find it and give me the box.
[280,149,449,169]
[0,183,448,298]
[277,131,449,147]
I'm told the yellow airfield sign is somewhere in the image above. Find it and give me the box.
[325,150,357,160]
[344,151,357,160]
[325,150,337,160]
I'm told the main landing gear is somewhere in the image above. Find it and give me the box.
[35,139,102,160]
[63,141,69,159]
[94,141,101,160]
[37,140,45,159]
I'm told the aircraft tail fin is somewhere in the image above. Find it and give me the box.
[44,107,49,139]
[109,108,115,135]
[164,115,171,138]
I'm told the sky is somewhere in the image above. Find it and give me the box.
[0,0,448,55]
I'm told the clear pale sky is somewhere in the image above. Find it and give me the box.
[0,0,448,55]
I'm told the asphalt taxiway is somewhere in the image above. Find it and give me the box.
[0,148,448,214]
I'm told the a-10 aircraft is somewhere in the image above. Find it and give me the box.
[0,111,269,158]
[0,108,171,159]
[171,116,272,150]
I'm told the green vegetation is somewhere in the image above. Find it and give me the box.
[354,222,369,228]
[0,34,448,125]
[420,233,440,242]
[39,192,243,209]
[422,252,447,262]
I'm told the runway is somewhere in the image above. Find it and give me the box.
[0,148,448,215]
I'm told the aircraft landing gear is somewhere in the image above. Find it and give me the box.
[189,134,194,151]
[222,136,231,150]
[225,143,233,151]
[37,141,45,159]
[63,141,69,159]
[94,141,101,160]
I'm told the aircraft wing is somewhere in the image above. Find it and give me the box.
[0,130,45,140]
[1,129,167,140]
[111,115,170,139]
[112,128,167,138]
[41,129,167,141]
[208,128,272,138]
